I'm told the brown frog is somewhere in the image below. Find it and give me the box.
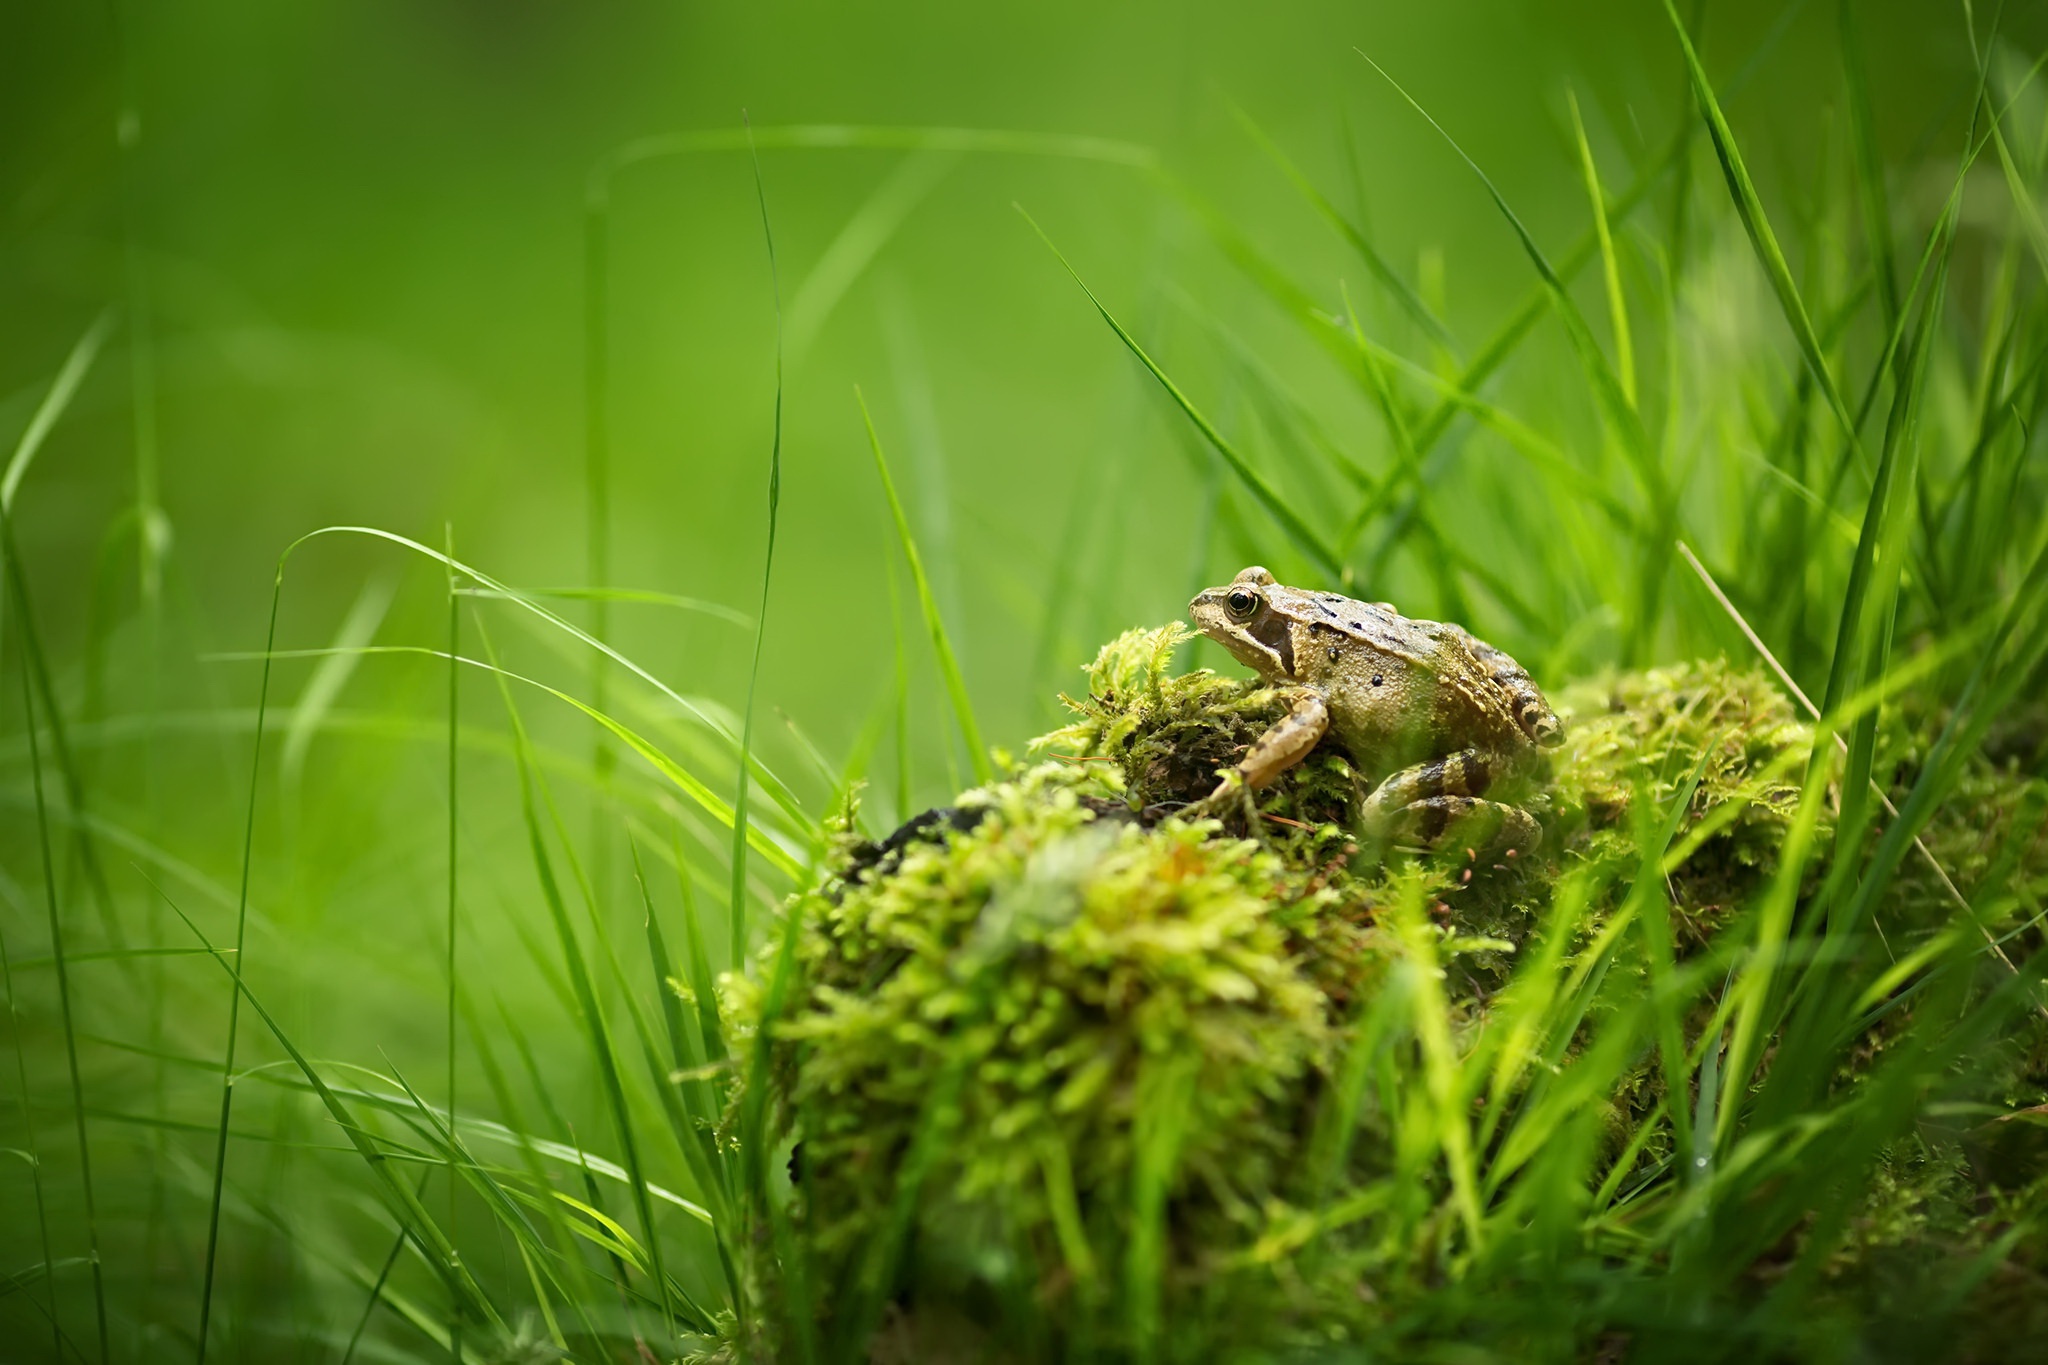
[1188,566,1563,849]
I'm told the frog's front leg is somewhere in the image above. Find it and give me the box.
[1360,748,1541,852]
[1191,689,1329,814]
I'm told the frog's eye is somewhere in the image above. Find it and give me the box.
[1225,588,1260,619]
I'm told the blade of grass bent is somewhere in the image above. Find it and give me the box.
[1018,209,1344,579]
[338,1169,433,1365]
[730,115,786,972]
[275,525,807,831]
[215,639,807,879]
[858,386,994,784]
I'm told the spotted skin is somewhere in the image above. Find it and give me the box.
[1187,566,1562,850]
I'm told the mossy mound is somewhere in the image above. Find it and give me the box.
[732,626,2047,1361]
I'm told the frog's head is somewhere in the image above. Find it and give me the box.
[1189,565,1297,681]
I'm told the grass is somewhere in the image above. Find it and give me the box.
[4,6,2048,1363]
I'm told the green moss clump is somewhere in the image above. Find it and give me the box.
[745,760,1381,1355]
[730,626,2044,1360]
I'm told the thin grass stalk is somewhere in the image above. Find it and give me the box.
[270,526,810,843]
[857,386,993,783]
[1567,89,1636,405]
[1021,211,1345,579]
[194,551,285,1365]
[147,877,501,1324]
[585,155,616,908]
[477,994,610,1349]
[7,531,117,1365]
[338,1171,432,1365]
[1226,101,1455,351]
[456,1028,577,1356]
[485,621,676,1349]
[1,736,70,1365]
[1664,0,1860,447]
[444,524,463,1362]
[1839,0,1900,332]
[730,114,787,972]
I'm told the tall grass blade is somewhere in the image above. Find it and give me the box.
[1019,208,1345,578]
[9,580,108,1364]
[1,308,116,513]
[338,1172,432,1365]
[484,621,678,1350]
[1227,101,1456,351]
[1839,0,1900,329]
[0,885,62,1361]
[146,877,501,1326]
[196,553,285,1365]
[1663,0,1860,443]
[1567,89,1636,404]
[730,113,787,972]
[443,525,463,1363]
[1355,50,1656,486]
[857,386,994,783]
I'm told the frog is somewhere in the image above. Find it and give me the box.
[1186,566,1563,850]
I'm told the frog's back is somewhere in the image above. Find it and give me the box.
[1320,608,1554,769]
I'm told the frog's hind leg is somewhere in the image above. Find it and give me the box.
[1360,749,1541,852]
[1379,796,1541,853]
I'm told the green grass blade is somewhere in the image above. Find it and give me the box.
[8,578,108,1364]
[484,619,675,1350]
[1,308,116,513]
[730,115,787,973]
[1662,0,1860,443]
[338,1171,432,1365]
[1226,101,1456,351]
[0,889,63,1361]
[857,386,994,783]
[1839,0,1900,330]
[193,556,280,1365]
[1356,49,1658,490]
[274,525,803,825]
[1019,208,1345,579]
[144,877,502,1327]
[1567,89,1636,405]
[443,525,462,1362]
[787,150,957,366]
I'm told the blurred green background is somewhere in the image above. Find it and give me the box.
[4,0,2042,1358]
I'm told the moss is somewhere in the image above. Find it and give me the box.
[727,626,2048,1361]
